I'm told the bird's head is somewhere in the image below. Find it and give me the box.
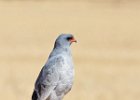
[54,34,77,48]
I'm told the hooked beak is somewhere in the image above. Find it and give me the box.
[70,37,77,43]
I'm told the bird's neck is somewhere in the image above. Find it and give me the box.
[49,46,72,58]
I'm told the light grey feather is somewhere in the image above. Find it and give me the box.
[32,34,76,100]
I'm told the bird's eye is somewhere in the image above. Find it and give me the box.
[66,36,73,41]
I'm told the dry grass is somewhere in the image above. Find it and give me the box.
[0,1,140,100]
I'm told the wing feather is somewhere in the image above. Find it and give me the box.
[32,56,64,100]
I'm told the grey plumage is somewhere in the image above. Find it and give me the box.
[32,34,76,100]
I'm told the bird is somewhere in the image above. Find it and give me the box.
[32,34,77,100]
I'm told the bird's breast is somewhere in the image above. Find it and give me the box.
[57,55,74,84]
[54,54,74,96]
[55,63,74,96]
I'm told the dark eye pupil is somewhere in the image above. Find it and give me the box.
[67,37,73,40]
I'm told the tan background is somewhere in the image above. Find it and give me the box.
[0,1,140,100]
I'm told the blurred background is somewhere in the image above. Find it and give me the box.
[0,0,140,100]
